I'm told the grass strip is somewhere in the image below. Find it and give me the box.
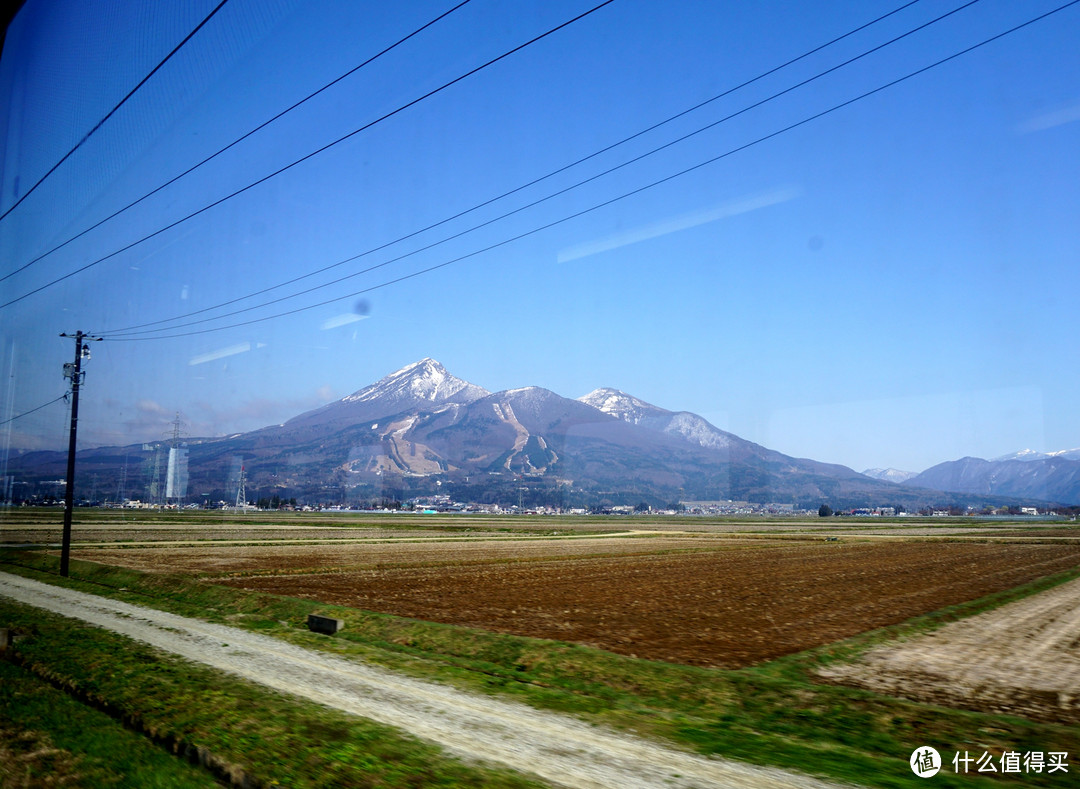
[0,658,220,788]
[0,599,542,789]
[2,549,1078,787]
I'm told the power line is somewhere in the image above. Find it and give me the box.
[0,0,616,310]
[103,0,984,337]
[0,0,232,224]
[102,0,932,336]
[0,0,474,286]
[99,0,1080,343]
[0,394,69,427]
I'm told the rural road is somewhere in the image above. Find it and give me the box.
[0,571,843,789]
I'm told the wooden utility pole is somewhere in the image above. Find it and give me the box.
[59,331,100,577]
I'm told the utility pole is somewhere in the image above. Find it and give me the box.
[59,331,101,577]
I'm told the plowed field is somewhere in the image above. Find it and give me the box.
[212,540,1080,667]
[74,534,737,573]
[818,576,1080,723]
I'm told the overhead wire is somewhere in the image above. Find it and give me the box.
[103,0,985,337]
[0,0,474,286]
[0,0,616,310]
[0,0,232,225]
[100,0,1080,343]
[101,0,930,336]
[0,394,70,426]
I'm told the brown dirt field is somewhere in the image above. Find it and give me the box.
[2,525,547,544]
[70,534,747,574]
[819,576,1080,724]
[218,540,1080,668]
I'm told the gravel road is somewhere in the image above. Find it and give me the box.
[0,571,843,789]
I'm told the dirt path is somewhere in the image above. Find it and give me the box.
[0,572,839,789]
[819,577,1080,724]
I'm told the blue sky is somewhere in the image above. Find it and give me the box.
[1,0,1078,474]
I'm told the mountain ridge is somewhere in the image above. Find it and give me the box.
[7,359,1070,509]
[904,454,1080,505]
[992,448,1080,463]
[862,468,919,484]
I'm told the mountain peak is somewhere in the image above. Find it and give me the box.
[579,387,738,452]
[579,388,666,424]
[861,467,918,483]
[343,358,489,408]
[992,447,1080,463]
[992,448,1046,463]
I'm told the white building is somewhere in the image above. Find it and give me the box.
[165,445,189,500]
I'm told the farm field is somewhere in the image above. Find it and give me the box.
[28,511,1080,668]
[4,511,1080,786]
[213,540,1080,667]
[6,507,1080,543]
[819,575,1080,725]
[73,532,750,573]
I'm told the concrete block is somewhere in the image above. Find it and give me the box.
[307,614,344,635]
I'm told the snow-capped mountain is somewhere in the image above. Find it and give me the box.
[993,448,1080,463]
[579,388,659,425]
[579,388,734,451]
[283,358,489,432]
[343,358,489,409]
[196,361,923,505]
[993,449,1050,463]
[861,468,918,484]
[11,359,1052,508]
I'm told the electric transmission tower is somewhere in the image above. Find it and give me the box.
[147,444,162,507]
[235,465,247,512]
[116,458,127,504]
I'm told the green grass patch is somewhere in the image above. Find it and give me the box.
[2,548,1078,787]
[0,658,219,788]
[0,600,542,788]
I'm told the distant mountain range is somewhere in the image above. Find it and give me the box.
[861,468,919,484]
[902,454,1080,505]
[861,448,1080,505]
[6,359,1075,508]
[992,448,1080,463]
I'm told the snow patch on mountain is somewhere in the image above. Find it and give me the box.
[862,467,918,484]
[993,449,1049,463]
[342,358,489,408]
[993,448,1080,463]
[578,388,661,423]
[502,386,550,405]
[580,388,735,451]
[665,412,732,450]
